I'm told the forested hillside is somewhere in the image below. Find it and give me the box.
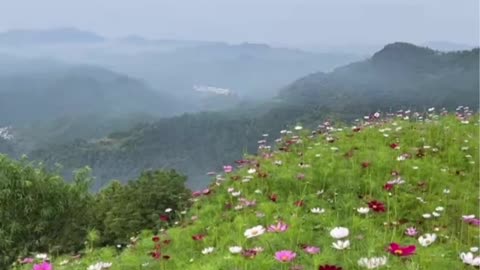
[30,43,480,189]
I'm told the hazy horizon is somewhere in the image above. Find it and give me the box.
[1,0,478,49]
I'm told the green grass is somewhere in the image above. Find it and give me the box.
[17,113,479,269]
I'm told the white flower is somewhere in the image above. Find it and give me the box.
[330,227,349,239]
[227,187,234,193]
[165,208,172,213]
[316,189,324,195]
[274,160,283,165]
[432,211,441,217]
[357,207,370,214]
[471,247,479,253]
[435,206,444,212]
[35,253,48,260]
[428,107,435,112]
[234,205,244,210]
[280,130,287,134]
[418,233,437,247]
[463,215,476,219]
[247,168,256,174]
[311,208,325,214]
[87,262,112,270]
[332,239,350,250]
[254,189,262,194]
[244,225,265,238]
[229,246,243,254]
[460,252,480,266]
[443,189,450,194]
[294,125,303,130]
[202,247,215,255]
[422,213,432,219]
[357,256,388,269]
[231,191,241,197]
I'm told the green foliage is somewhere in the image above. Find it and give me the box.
[0,158,93,268]
[92,170,191,246]
[0,155,191,269]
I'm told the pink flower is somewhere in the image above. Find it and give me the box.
[268,221,288,233]
[33,262,52,270]
[20,258,34,264]
[275,250,296,262]
[303,246,320,254]
[405,227,418,237]
[223,165,233,173]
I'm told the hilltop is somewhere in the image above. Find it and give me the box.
[16,109,479,269]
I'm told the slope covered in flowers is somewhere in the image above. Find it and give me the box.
[19,109,479,269]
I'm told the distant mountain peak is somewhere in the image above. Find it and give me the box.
[0,27,105,45]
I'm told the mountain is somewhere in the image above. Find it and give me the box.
[0,28,104,45]
[95,42,359,100]
[28,43,479,189]
[0,65,176,125]
[423,41,477,52]
[279,42,479,117]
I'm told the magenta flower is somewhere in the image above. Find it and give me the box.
[275,250,296,262]
[223,165,233,173]
[303,245,320,254]
[405,227,418,237]
[268,221,288,233]
[33,262,52,270]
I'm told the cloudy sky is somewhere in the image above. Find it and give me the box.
[1,0,478,47]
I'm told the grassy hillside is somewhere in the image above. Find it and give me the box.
[18,109,479,269]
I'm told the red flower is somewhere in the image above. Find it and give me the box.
[368,200,386,212]
[294,200,304,207]
[151,251,161,259]
[361,162,371,168]
[318,265,342,270]
[202,188,211,195]
[383,183,394,191]
[192,234,205,241]
[269,193,278,202]
[152,235,160,242]
[159,215,169,222]
[390,143,400,149]
[241,249,258,259]
[388,243,416,256]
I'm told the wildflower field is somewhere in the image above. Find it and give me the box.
[19,108,479,269]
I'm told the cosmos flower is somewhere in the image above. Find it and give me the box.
[319,265,343,270]
[460,252,480,266]
[33,262,52,270]
[229,246,243,254]
[311,208,325,214]
[86,262,112,270]
[201,247,214,255]
[268,221,288,233]
[418,233,437,247]
[357,207,370,214]
[332,240,350,250]
[275,250,296,262]
[368,200,386,212]
[223,165,233,173]
[244,225,266,238]
[330,227,349,239]
[388,243,416,256]
[303,246,320,254]
[405,227,418,237]
[357,256,387,269]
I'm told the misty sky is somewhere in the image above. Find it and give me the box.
[1,0,478,47]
